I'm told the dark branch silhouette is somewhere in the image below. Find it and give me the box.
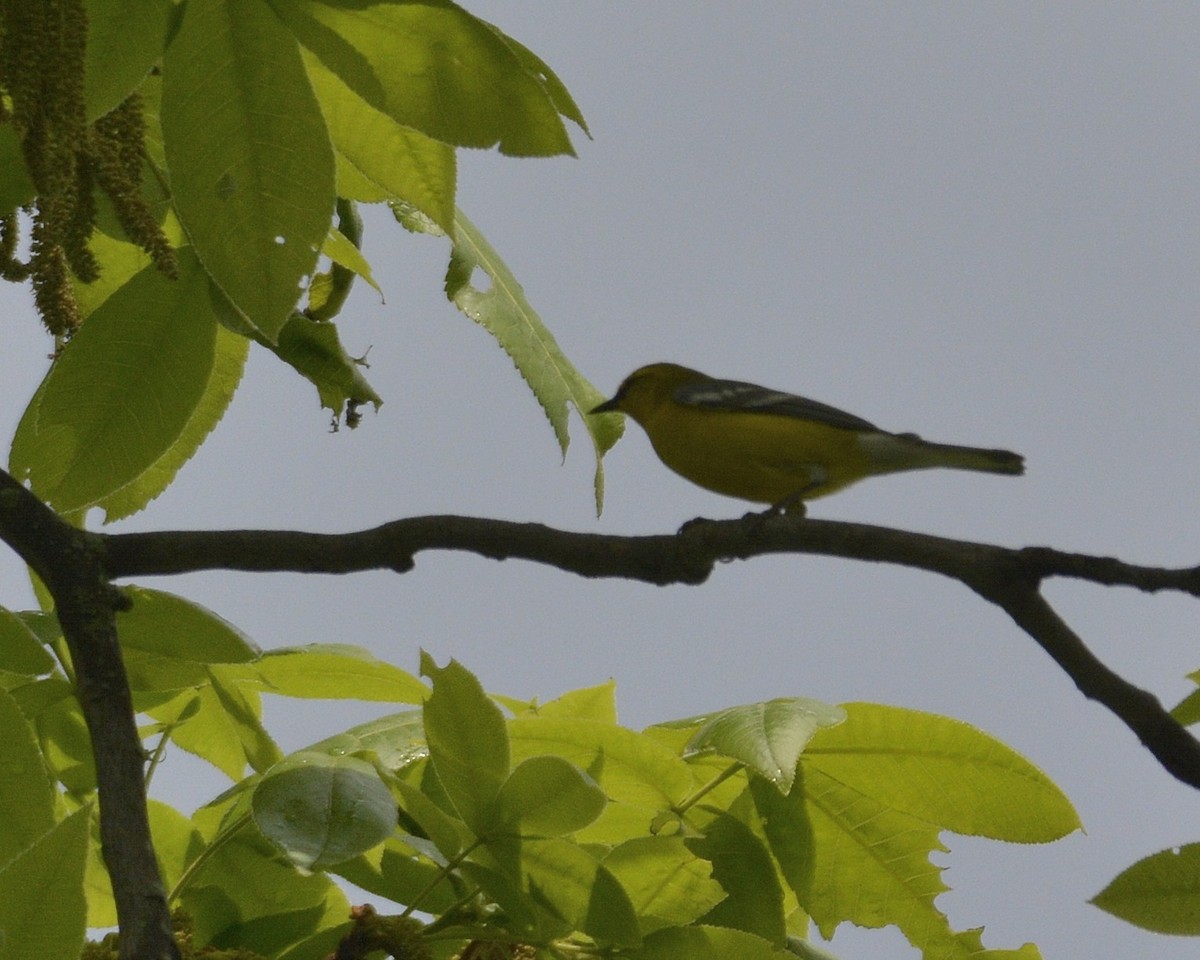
[3,465,1200,954]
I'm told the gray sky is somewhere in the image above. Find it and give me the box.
[3,4,1200,957]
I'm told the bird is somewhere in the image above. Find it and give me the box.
[591,362,1024,512]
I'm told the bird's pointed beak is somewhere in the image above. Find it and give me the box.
[591,397,620,414]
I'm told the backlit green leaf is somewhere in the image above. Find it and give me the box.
[421,653,509,833]
[493,755,606,836]
[445,210,622,515]
[0,808,89,960]
[9,250,219,513]
[0,688,56,865]
[163,0,334,339]
[806,703,1079,842]
[1092,843,1200,934]
[603,836,725,934]
[0,607,55,676]
[273,0,583,156]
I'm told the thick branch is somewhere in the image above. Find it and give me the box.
[97,513,1200,790]
[0,473,178,960]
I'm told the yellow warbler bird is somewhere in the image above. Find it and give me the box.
[592,363,1024,511]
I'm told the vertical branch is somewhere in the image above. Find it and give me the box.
[0,472,178,959]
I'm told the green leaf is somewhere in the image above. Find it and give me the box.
[241,644,426,703]
[10,678,95,793]
[798,765,1040,959]
[687,811,786,945]
[686,698,846,793]
[483,836,641,947]
[0,808,89,960]
[1171,682,1200,726]
[0,688,57,864]
[631,925,794,960]
[507,716,693,843]
[305,709,429,770]
[602,836,726,934]
[145,666,282,779]
[0,607,55,676]
[303,49,456,232]
[272,0,583,156]
[253,752,398,871]
[750,776,815,904]
[320,226,382,298]
[445,209,623,515]
[421,654,509,834]
[1092,843,1200,934]
[162,0,334,339]
[83,0,172,121]
[8,250,220,514]
[181,829,346,953]
[493,755,606,836]
[119,587,258,694]
[534,680,618,723]
[389,775,468,860]
[260,313,383,417]
[96,317,249,521]
[806,703,1080,842]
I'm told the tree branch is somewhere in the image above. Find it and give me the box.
[98,512,1200,790]
[0,473,178,959]
[5,457,1200,960]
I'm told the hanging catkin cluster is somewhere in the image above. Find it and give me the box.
[0,0,176,337]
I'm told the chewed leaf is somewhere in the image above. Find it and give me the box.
[445,209,622,515]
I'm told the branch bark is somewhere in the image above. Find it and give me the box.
[4,463,1200,960]
[99,512,1200,789]
[0,473,178,959]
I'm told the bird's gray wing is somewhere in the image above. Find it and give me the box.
[673,378,879,432]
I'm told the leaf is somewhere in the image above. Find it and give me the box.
[687,811,786,945]
[9,250,221,514]
[305,710,429,771]
[83,0,172,121]
[253,752,398,871]
[0,809,90,960]
[603,836,726,934]
[806,703,1080,842]
[119,586,260,664]
[181,829,346,953]
[1091,843,1200,934]
[96,316,249,522]
[421,653,510,834]
[162,0,334,340]
[320,226,382,297]
[630,925,794,960]
[533,680,618,723]
[272,0,583,156]
[507,716,693,843]
[303,49,456,233]
[0,688,57,865]
[10,678,96,793]
[493,755,607,836]
[750,776,815,905]
[263,312,383,417]
[483,836,641,947]
[445,209,623,515]
[241,644,426,703]
[798,765,1040,959]
[0,607,55,676]
[686,698,846,793]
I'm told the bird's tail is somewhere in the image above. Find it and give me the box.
[861,432,1025,476]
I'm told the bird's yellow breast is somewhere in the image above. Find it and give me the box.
[636,403,873,503]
